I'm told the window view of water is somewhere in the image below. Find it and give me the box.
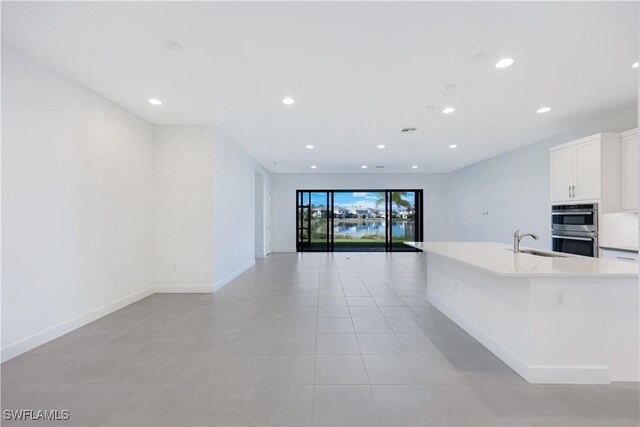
[297,189,422,252]
[334,220,415,238]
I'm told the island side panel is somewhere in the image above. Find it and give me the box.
[529,278,610,384]
[605,278,639,382]
[425,253,532,380]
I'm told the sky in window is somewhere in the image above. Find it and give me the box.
[310,192,414,211]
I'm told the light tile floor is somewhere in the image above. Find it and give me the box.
[2,252,638,426]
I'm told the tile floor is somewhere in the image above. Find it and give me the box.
[2,252,638,426]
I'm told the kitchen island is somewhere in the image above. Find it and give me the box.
[405,242,638,384]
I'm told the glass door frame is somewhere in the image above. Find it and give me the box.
[386,190,424,252]
[296,189,423,252]
[296,191,334,252]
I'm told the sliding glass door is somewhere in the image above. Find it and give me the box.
[297,191,333,251]
[333,191,386,251]
[296,190,423,252]
[387,191,422,252]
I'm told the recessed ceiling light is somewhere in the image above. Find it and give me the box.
[449,144,458,149]
[148,98,162,106]
[442,107,455,114]
[282,97,295,105]
[310,165,317,169]
[411,165,419,169]
[361,165,368,169]
[537,107,551,113]
[633,62,639,69]
[306,145,314,149]
[377,144,386,149]
[495,58,514,68]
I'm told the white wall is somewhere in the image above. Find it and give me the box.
[153,125,213,292]
[446,109,638,250]
[1,46,155,361]
[270,173,450,252]
[212,129,271,289]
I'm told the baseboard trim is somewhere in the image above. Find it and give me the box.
[213,260,255,292]
[2,261,259,363]
[527,364,610,384]
[427,293,611,384]
[153,284,213,293]
[1,286,154,363]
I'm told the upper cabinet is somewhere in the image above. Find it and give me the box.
[550,146,577,202]
[550,133,621,212]
[620,129,638,211]
[573,139,602,201]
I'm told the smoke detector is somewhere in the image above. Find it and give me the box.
[163,40,183,51]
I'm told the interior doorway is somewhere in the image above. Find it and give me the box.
[296,190,423,252]
[255,171,265,258]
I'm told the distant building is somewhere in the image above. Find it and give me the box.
[312,206,328,218]
[348,208,378,219]
[397,210,415,219]
[332,207,349,218]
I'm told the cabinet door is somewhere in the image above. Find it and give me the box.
[573,140,601,201]
[621,132,638,211]
[550,147,574,202]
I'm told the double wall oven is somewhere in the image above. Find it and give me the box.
[551,204,598,257]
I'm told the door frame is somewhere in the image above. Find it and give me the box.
[255,171,265,258]
[296,189,423,252]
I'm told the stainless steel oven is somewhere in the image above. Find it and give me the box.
[551,204,598,257]
[552,232,598,257]
[552,204,597,233]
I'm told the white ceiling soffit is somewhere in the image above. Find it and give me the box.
[2,2,638,173]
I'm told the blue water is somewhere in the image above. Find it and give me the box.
[334,220,413,238]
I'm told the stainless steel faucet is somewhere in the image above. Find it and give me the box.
[513,229,540,253]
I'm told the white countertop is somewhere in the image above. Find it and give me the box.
[405,242,638,278]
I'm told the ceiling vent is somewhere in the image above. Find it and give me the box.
[401,127,418,133]
[375,165,384,169]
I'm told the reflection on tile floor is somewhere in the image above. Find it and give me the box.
[2,253,638,426]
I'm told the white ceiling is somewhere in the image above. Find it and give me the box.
[2,2,638,173]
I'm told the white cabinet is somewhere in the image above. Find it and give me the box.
[549,133,621,211]
[620,129,638,211]
[550,147,574,202]
[601,248,639,263]
[573,140,601,201]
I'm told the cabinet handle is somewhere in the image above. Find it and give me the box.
[568,185,572,198]
[571,185,576,198]
[616,256,636,261]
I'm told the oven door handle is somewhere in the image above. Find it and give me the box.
[551,212,594,216]
[552,235,593,241]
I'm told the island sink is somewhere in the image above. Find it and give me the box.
[518,249,567,258]
[505,248,569,258]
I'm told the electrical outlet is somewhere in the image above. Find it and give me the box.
[554,292,565,307]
